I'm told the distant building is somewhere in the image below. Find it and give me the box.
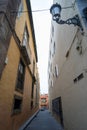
[40,94,49,109]
[0,0,40,130]
[48,0,87,130]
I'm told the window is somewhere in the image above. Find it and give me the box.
[49,73,50,79]
[13,95,22,114]
[35,86,38,106]
[41,98,46,103]
[73,73,84,83]
[52,25,54,37]
[50,50,51,59]
[83,7,87,20]
[78,73,84,81]
[76,0,87,26]
[16,59,25,92]
[22,25,29,46]
[53,42,56,55]
[17,0,23,18]
[51,38,52,43]
[52,42,56,57]
[73,78,78,83]
[51,80,53,87]
[21,24,31,65]
[55,64,59,77]
[31,101,33,109]
[50,63,52,71]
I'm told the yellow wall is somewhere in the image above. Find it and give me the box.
[0,0,39,130]
[15,0,37,73]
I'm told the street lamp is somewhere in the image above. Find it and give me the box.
[50,3,83,30]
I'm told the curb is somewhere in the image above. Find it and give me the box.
[19,109,40,130]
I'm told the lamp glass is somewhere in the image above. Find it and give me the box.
[50,4,61,20]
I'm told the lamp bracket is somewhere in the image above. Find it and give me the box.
[55,15,83,31]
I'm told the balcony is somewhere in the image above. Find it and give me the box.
[21,42,31,65]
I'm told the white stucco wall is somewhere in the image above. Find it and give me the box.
[48,0,87,130]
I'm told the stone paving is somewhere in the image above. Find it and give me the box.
[25,110,64,130]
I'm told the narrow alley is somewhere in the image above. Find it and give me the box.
[0,0,87,130]
[23,109,64,130]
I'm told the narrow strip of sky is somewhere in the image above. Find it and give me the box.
[31,0,53,94]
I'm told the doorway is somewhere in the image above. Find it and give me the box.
[52,97,64,126]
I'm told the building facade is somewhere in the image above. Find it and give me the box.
[48,0,87,130]
[0,0,40,130]
[40,94,49,109]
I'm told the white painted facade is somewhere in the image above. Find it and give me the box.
[48,0,87,130]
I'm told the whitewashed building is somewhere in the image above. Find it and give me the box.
[48,0,87,130]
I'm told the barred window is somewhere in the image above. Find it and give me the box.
[12,95,23,114]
